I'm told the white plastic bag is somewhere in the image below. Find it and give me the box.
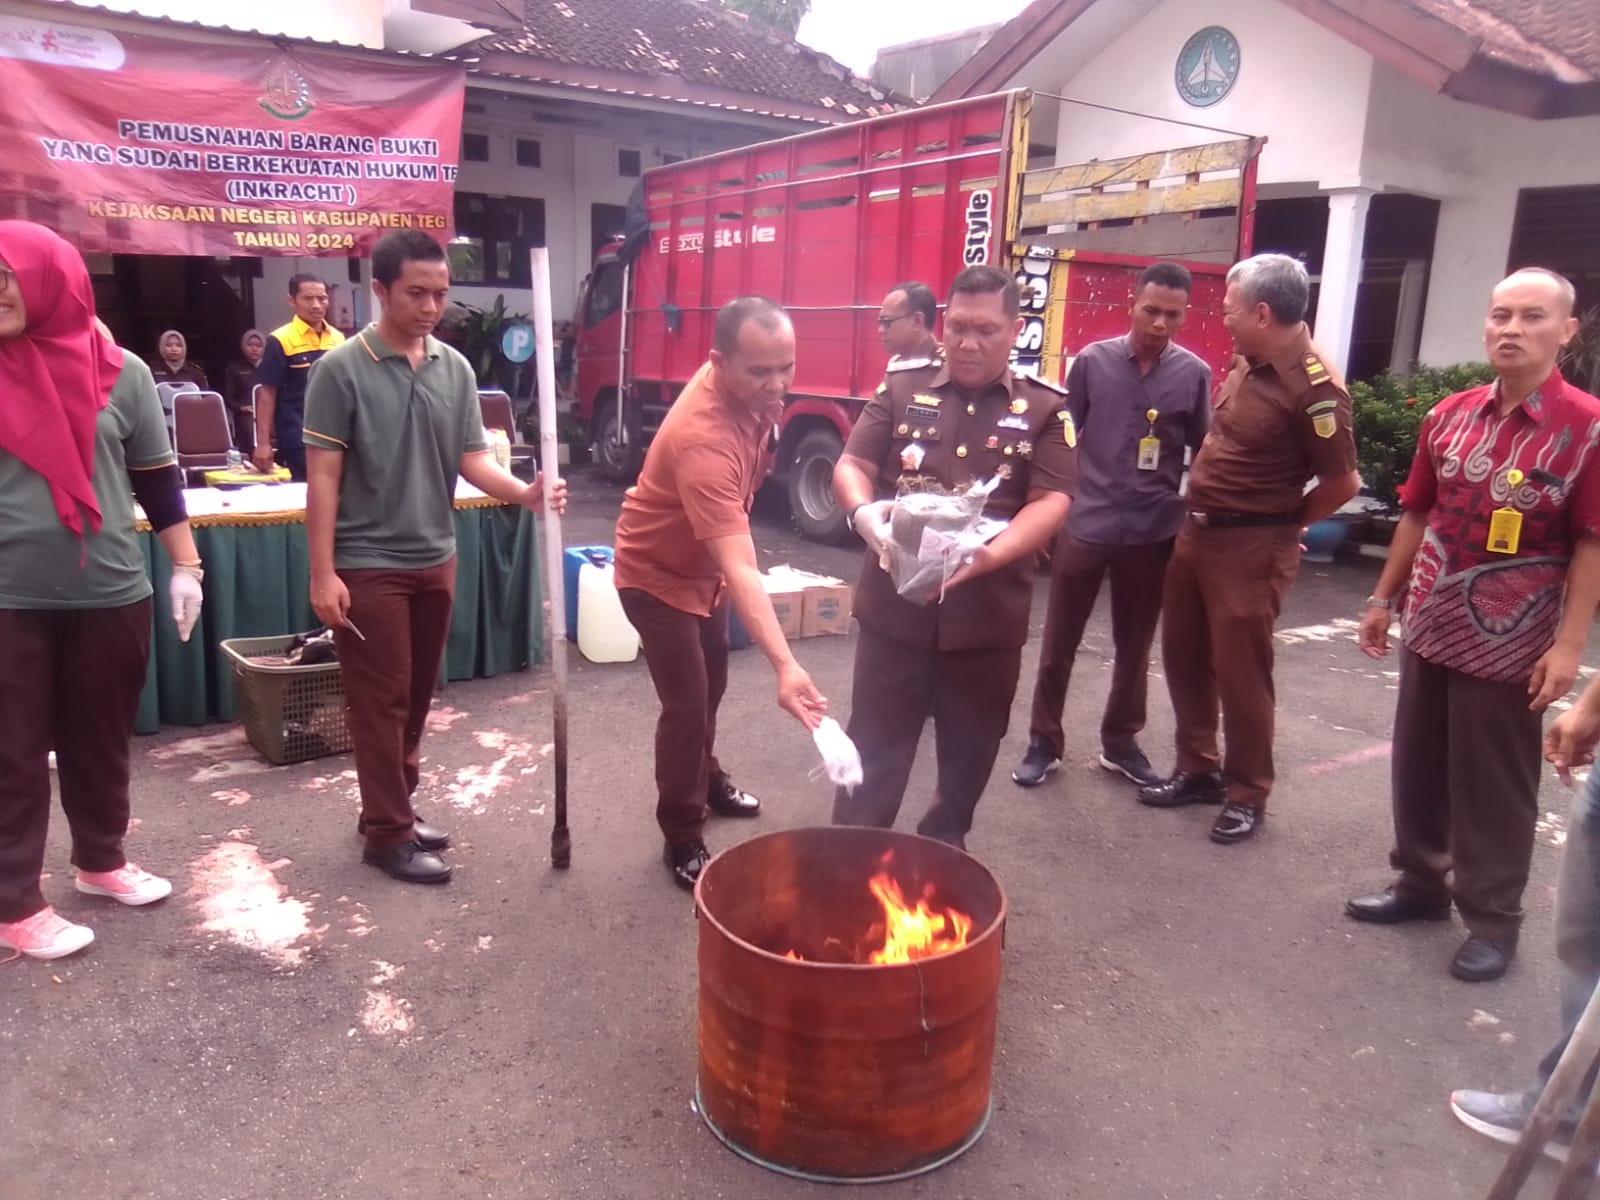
[883,476,1004,602]
[811,717,863,792]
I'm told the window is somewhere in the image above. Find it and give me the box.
[462,132,490,163]
[515,138,541,168]
[450,193,546,288]
[591,202,628,262]
[618,148,642,178]
[661,152,685,165]
[583,261,624,329]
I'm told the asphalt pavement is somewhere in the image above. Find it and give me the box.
[4,465,1591,1199]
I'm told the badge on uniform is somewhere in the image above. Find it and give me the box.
[996,415,1029,432]
[985,435,999,450]
[1307,397,1339,440]
[1057,410,1077,448]
[1137,407,1159,470]
[1009,398,1027,415]
[910,393,942,410]
[1488,468,1525,554]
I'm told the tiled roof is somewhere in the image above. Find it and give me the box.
[1405,0,1599,81]
[473,0,904,120]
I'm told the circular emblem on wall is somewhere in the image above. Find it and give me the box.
[259,63,314,121]
[1175,26,1240,108]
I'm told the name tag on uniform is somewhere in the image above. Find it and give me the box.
[1137,437,1160,471]
[1488,507,1522,554]
[996,415,1029,432]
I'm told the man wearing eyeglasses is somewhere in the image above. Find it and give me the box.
[878,282,941,367]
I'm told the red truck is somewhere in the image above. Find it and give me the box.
[573,89,1261,541]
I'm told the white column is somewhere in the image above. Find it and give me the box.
[1418,188,1518,366]
[1313,189,1373,376]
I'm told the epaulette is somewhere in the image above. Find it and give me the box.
[886,355,937,373]
[1012,368,1069,397]
[1303,353,1331,386]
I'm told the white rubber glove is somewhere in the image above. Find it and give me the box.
[169,564,204,643]
[851,500,895,569]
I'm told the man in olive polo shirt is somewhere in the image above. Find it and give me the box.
[303,229,566,885]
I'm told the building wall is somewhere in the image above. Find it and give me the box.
[1360,66,1600,365]
[1048,0,1373,190]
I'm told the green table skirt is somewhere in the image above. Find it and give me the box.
[136,505,544,733]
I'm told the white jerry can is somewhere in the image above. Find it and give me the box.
[576,560,641,664]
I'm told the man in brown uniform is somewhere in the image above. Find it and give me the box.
[1138,253,1359,843]
[831,265,1076,848]
[878,282,940,366]
[614,296,827,890]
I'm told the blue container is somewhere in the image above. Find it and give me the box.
[563,545,614,643]
[727,606,753,651]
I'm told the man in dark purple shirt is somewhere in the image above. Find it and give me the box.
[1014,261,1213,790]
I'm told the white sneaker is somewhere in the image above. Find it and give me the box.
[0,906,95,960]
[76,863,173,906]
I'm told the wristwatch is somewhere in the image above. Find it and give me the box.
[1364,595,1393,611]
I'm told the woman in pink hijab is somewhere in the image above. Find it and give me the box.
[0,221,205,961]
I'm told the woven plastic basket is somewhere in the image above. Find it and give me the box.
[220,635,352,765]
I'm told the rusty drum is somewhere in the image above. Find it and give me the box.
[694,826,1007,1182]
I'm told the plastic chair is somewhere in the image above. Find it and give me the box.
[173,390,235,484]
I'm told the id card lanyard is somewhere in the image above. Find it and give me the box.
[1137,408,1160,471]
[1487,468,1524,555]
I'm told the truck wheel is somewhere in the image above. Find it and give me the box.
[594,395,643,482]
[786,428,849,543]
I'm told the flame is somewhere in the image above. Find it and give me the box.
[778,855,973,964]
[866,872,972,965]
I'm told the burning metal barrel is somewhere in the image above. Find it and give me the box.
[694,826,1007,1182]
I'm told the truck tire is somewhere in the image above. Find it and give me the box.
[593,394,643,483]
[786,428,849,543]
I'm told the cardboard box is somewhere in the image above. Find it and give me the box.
[765,566,851,638]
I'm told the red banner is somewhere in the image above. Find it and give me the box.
[0,12,465,257]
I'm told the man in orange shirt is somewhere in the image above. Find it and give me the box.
[614,296,827,890]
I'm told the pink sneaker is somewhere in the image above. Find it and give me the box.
[76,863,173,907]
[0,907,95,960]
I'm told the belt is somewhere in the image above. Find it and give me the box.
[1187,510,1299,528]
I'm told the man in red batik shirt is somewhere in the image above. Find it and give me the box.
[1348,268,1600,983]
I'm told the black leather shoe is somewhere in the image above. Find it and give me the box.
[1099,743,1163,787]
[357,813,450,852]
[1345,886,1452,924]
[1209,803,1261,843]
[1451,935,1516,982]
[1012,738,1061,788]
[1138,770,1225,808]
[362,841,452,884]
[664,840,711,891]
[707,774,761,818]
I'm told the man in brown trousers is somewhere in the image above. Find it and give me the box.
[1013,261,1212,791]
[1138,253,1359,844]
[831,265,1076,848]
[614,296,827,891]
[304,230,566,885]
[1348,268,1600,982]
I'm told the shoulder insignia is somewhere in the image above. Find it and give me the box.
[1311,410,1338,439]
[1303,353,1331,384]
[1057,409,1077,448]
[874,382,887,399]
[1305,397,1339,416]
[1014,369,1069,397]
[886,356,935,373]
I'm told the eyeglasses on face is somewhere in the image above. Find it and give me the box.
[876,313,913,330]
